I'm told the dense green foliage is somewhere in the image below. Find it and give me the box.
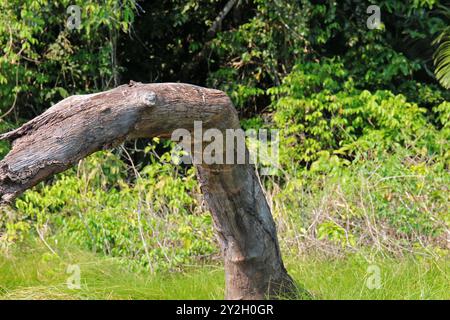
[0,0,449,298]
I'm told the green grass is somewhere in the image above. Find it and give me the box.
[0,241,224,300]
[0,241,448,300]
[287,254,450,300]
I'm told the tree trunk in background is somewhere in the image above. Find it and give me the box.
[0,82,296,299]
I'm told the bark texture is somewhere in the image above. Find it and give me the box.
[0,81,296,299]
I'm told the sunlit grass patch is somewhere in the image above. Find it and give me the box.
[0,241,224,300]
[287,253,450,300]
[1,241,448,300]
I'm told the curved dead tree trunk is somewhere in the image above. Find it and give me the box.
[0,81,296,300]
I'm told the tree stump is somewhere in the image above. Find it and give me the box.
[0,82,296,300]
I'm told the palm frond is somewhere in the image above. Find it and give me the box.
[434,33,450,89]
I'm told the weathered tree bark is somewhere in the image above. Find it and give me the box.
[0,81,296,300]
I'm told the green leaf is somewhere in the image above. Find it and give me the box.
[433,31,450,89]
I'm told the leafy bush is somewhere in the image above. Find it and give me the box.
[1,149,216,271]
[266,58,449,255]
[270,59,448,167]
[273,146,449,255]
